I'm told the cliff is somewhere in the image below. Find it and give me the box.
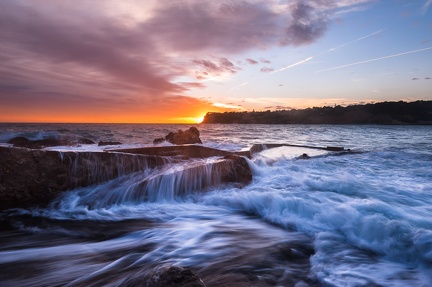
[202,100,432,124]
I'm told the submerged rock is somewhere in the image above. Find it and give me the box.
[148,266,206,287]
[7,136,69,149]
[7,136,95,148]
[154,127,202,145]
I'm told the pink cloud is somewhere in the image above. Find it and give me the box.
[261,67,275,73]
[0,0,373,120]
[246,58,259,65]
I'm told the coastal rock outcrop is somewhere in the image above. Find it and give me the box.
[0,147,167,210]
[0,146,252,210]
[153,127,202,145]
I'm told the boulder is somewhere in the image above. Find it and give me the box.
[220,155,252,186]
[153,137,165,144]
[148,266,206,287]
[154,127,202,145]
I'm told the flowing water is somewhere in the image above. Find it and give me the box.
[1,124,432,287]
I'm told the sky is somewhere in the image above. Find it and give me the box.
[0,0,431,123]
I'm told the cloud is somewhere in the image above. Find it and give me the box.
[246,58,259,65]
[261,67,275,73]
[192,57,240,80]
[281,1,331,46]
[0,0,375,121]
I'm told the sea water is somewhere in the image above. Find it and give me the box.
[0,124,431,286]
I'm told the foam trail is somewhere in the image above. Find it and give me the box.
[315,46,432,73]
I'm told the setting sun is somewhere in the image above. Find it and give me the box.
[196,116,205,124]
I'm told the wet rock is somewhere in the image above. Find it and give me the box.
[0,146,252,211]
[134,155,252,200]
[153,137,165,144]
[79,138,96,145]
[113,145,232,159]
[154,127,202,145]
[98,141,122,146]
[7,136,95,148]
[220,155,252,186]
[148,266,206,287]
[298,153,311,159]
[0,147,167,210]
[7,136,70,149]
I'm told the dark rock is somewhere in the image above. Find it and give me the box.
[7,136,31,146]
[98,141,122,146]
[79,138,96,145]
[156,127,202,145]
[112,145,232,159]
[135,155,252,198]
[0,147,167,210]
[298,153,311,159]
[0,145,253,211]
[7,136,71,149]
[148,266,206,287]
[153,137,165,144]
[220,155,253,186]
[6,136,94,148]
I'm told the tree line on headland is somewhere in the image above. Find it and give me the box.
[202,100,432,124]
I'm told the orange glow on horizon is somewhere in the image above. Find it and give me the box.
[0,96,230,124]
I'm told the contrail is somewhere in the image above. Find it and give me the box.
[315,46,432,73]
[271,56,314,74]
[329,29,385,52]
[423,0,432,14]
[230,82,248,90]
[270,30,384,75]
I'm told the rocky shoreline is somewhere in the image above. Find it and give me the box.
[0,127,352,287]
[0,124,348,211]
[0,145,252,211]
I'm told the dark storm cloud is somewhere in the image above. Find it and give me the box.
[144,2,280,53]
[282,1,333,46]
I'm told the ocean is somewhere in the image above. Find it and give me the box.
[0,123,432,287]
